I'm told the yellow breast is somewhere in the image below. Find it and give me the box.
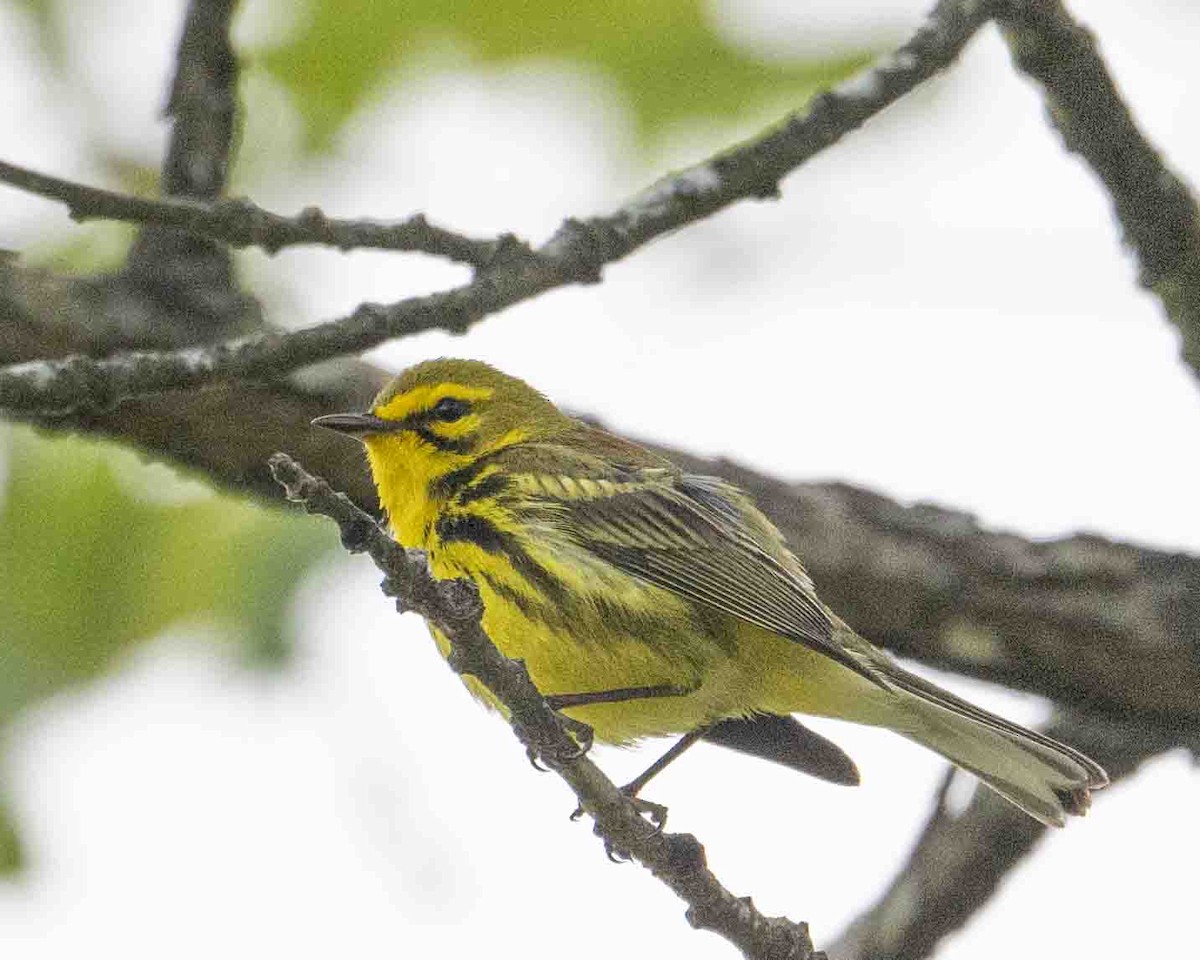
[363,433,443,548]
[360,432,790,743]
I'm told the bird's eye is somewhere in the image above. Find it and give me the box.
[431,397,471,421]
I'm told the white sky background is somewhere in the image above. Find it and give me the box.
[1,0,1198,957]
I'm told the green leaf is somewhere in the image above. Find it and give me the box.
[257,0,875,153]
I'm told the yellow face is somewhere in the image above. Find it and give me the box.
[360,382,495,542]
[360,359,564,457]
[370,381,497,456]
[313,358,570,538]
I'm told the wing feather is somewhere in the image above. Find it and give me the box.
[499,449,885,687]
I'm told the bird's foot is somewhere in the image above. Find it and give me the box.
[525,745,549,772]
[571,782,670,863]
[598,795,669,862]
[556,714,595,760]
[520,713,594,771]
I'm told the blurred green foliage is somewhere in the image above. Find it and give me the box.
[7,0,64,70]
[0,427,336,872]
[8,0,877,162]
[26,222,137,275]
[24,158,160,273]
[261,0,873,152]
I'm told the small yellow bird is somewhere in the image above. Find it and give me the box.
[314,358,1107,826]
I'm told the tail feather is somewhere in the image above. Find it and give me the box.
[702,713,861,786]
[889,667,1108,827]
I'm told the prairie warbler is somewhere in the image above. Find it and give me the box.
[314,359,1106,826]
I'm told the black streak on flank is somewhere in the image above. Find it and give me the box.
[436,514,507,552]
[435,513,572,609]
[413,425,474,455]
[427,452,503,499]
[479,570,542,621]
[457,472,511,505]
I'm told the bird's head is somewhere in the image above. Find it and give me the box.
[313,358,569,471]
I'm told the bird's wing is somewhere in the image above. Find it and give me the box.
[497,451,885,687]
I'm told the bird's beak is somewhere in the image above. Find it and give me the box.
[311,412,390,437]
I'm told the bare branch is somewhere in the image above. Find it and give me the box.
[267,453,823,960]
[830,711,1188,960]
[0,274,546,413]
[996,0,1200,378]
[159,0,240,202]
[123,0,249,338]
[0,159,531,267]
[0,0,991,414]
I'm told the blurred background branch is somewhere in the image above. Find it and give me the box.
[997,0,1200,380]
[0,159,529,264]
[121,0,253,341]
[830,711,1193,959]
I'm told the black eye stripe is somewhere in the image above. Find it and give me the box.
[430,397,472,421]
[414,426,473,454]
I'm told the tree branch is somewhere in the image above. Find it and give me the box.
[0,0,991,414]
[159,0,239,202]
[829,711,1190,960]
[123,0,250,338]
[0,159,531,268]
[267,453,823,960]
[996,0,1200,378]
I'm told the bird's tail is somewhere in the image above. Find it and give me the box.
[883,666,1108,826]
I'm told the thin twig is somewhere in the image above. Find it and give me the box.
[266,453,822,960]
[0,159,530,267]
[995,0,1200,378]
[0,0,991,415]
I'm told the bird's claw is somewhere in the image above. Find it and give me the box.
[556,714,594,759]
[517,712,592,770]
[631,795,668,834]
[571,786,670,861]
[526,746,549,772]
[598,797,668,862]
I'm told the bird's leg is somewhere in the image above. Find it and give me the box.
[620,725,710,799]
[578,725,712,835]
[521,713,595,769]
[585,727,716,863]
[543,683,694,710]
[525,685,693,772]
[542,684,701,844]
[543,683,695,761]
